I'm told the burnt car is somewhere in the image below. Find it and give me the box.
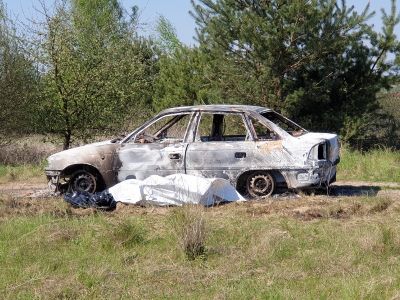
[45,105,340,197]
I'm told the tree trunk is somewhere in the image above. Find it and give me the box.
[63,129,71,150]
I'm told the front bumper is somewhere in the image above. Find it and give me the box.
[45,170,62,193]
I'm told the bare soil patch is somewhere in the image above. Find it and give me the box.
[0,181,50,198]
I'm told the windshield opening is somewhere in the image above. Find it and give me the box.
[261,111,306,137]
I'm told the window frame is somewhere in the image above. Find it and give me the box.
[247,114,281,141]
[192,111,255,143]
[126,112,194,144]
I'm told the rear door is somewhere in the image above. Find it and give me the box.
[185,112,255,185]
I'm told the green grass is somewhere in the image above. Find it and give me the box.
[1,196,400,299]
[338,147,400,183]
[0,164,44,183]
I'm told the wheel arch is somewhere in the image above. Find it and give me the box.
[61,163,106,191]
[235,169,287,195]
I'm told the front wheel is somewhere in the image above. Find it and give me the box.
[69,170,98,193]
[246,172,275,198]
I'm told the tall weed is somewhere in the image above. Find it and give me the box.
[170,205,207,260]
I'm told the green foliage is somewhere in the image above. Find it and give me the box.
[1,0,400,149]
[168,0,400,146]
[155,15,182,54]
[154,47,222,110]
[35,0,157,149]
[153,17,226,110]
[0,1,39,138]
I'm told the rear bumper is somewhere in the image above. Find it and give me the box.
[282,163,337,189]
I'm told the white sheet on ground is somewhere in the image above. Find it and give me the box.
[108,173,245,206]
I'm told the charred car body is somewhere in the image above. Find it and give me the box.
[45,105,340,197]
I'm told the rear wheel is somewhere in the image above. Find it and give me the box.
[69,170,97,193]
[246,172,275,198]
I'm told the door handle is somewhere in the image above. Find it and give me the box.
[235,152,246,158]
[169,153,182,160]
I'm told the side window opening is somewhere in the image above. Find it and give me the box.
[196,113,250,142]
[134,114,191,144]
[250,117,279,141]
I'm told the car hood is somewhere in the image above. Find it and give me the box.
[46,140,118,171]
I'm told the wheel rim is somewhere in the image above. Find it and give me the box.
[247,173,274,198]
[71,172,97,193]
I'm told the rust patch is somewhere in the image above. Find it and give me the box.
[258,140,283,153]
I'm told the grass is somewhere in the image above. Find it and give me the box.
[338,147,400,183]
[1,195,400,299]
[0,164,44,183]
[0,135,57,183]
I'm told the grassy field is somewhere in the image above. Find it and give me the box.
[0,164,44,184]
[338,147,400,183]
[0,145,399,298]
[1,195,400,299]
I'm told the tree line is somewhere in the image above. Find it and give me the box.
[0,0,399,149]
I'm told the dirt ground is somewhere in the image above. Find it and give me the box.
[0,182,50,198]
[0,180,399,200]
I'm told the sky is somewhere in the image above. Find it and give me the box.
[2,0,400,46]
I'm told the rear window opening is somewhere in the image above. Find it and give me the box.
[261,111,306,137]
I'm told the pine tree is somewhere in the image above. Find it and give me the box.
[190,0,400,144]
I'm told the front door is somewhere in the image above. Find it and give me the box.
[116,113,193,181]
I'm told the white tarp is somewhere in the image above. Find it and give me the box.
[108,173,245,206]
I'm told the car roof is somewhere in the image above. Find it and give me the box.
[160,105,271,114]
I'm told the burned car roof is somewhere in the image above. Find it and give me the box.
[161,105,271,114]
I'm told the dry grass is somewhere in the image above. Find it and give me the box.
[170,205,207,260]
[1,193,400,299]
[0,135,60,183]
[0,136,59,165]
